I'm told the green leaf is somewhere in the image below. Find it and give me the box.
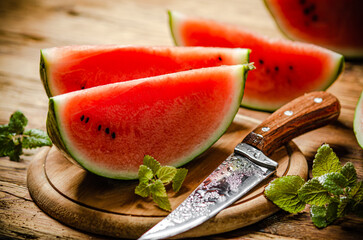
[138,165,153,183]
[312,144,341,178]
[352,202,363,218]
[319,172,348,195]
[264,175,306,213]
[0,135,14,157]
[152,194,171,211]
[22,129,52,149]
[172,168,188,192]
[337,196,351,218]
[0,125,10,135]
[157,166,177,184]
[340,162,357,188]
[150,179,167,197]
[8,142,23,162]
[143,155,160,175]
[351,181,363,205]
[298,178,331,206]
[8,111,28,134]
[135,182,150,198]
[310,202,338,228]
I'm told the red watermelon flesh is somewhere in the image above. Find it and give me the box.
[40,45,250,97]
[169,11,344,111]
[264,0,363,58]
[47,65,251,179]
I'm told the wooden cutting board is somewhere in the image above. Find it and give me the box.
[27,113,308,239]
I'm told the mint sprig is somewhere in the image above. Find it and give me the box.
[135,155,188,211]
[0,111,52,161]
[264,144,362,228]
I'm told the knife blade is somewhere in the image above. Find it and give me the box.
[139,91,340,240]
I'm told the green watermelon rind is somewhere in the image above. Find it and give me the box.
[354,91,363,149]
[40,50,53,97]
[168,10,345,112]
[47,65,251,180]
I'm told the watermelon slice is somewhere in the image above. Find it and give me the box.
[168,11,344,111]
[40,45,250,97]
[47,65,252,179]
[264,0,363,58]
[354,91,363,148]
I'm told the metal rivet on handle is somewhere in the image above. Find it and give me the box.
[284,110,293,116]
[261,127,270,132]
[314,97,323,103]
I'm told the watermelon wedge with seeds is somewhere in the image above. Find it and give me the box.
[40,45,250,97]
[168,11,344,111]
[47,65,252,179]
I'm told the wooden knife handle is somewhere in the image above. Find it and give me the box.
[242,91,340,156]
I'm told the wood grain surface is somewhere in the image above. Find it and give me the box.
[0,0,362,239]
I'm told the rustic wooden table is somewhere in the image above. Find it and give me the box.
[1,0,362,239]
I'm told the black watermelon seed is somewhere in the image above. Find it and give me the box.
[85,117,89,123]
[111,132,116,139]
[275,66,279,71]
[303,7,311,15]
[81,86,85,89]
[105,128,110,134]
[312,15,318,22]
[218,56,222,61]
[259,59,264,64]
[98,125,102,131]
[80,115,84,121]
[289,65,294,70]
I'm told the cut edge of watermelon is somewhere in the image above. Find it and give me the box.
[47,65,251,179]
[40,50,53,97]
[354,90,363,149]
[168,10,345,112]
[263,0,363,59]
[241,54,344,112]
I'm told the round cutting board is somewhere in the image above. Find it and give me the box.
[27,113,308,239]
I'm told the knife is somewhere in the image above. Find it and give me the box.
[138,91,340,240]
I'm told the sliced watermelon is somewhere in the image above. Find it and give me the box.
[168,11,344,111]
[354,91,363,148]
[40,45,250,97]
[264,0,363,58]
[47,65,252,179]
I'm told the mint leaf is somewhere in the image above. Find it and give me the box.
[298,178,331,206]
[157,166,177,184]
[138,165,153,183]
[8,142,23,162]
[340,162,357,188]
[310,202,338,228]
[337,196,351,218]
[172,168,188,192]
[312,144,341,178]
[135,182,150,198]
[264,175,306,213]
[152,194,171,211]
[136,156,188,211]
[22,129,52,149]
[319,172,348,195]
[0,125,10,135]
[351,181,363,205]
[8,111,28,134]
[143,155,160,175]
[150,179,167,197]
